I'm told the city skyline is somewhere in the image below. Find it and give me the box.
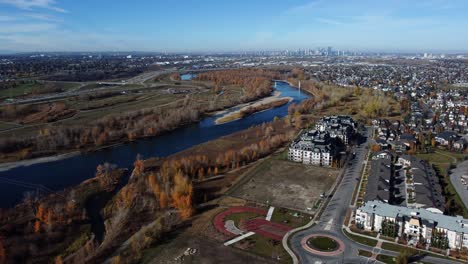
[0,0,468,53]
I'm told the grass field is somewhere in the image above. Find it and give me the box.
[0,81,79,99]
[245,234,292,264]
[0,92,184,139]
[416,150,466,166]
[270,208,312,228]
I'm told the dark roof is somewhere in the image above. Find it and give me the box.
[436,131,459,141]
[400,133,416,141]
[364,159,392,202]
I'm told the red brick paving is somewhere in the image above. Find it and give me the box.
[242,218,292,240]
[213,207,267,237]
[213,206,292,241]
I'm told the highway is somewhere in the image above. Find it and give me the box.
[286,127,463,264]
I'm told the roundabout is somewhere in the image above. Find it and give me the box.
[301,234,345,257]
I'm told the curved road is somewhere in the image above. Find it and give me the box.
[288,127,463,264]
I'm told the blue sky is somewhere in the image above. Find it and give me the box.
[0,0,467,52]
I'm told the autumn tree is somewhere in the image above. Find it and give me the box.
[171,171,194,219]
[133,155,145,176]
[34,220,41,233]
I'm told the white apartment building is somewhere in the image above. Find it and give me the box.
[356,200,468,249]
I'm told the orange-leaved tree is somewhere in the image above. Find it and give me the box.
[171,171,194,219]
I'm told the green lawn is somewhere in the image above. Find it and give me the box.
[358,250,372,258]
[246,234,292,264]
[307,236,339,251]
[270,208,311,228]
[342,229,377,247]
[381,242,415,252]
[377,254,396,264]
[381,242,450,261]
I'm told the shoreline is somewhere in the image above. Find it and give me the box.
[214,91,292,124]
[0,151,80,172]
[0,80,306,171]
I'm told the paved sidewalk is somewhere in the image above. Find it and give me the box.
[224,232,255,246]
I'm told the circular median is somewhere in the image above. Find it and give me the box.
[301,234,345,256]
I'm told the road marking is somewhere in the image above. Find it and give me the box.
[324,218,333,230]
[266,206,275,221]
[223,231,255,246]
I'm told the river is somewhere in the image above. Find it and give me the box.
[0,81,309,208]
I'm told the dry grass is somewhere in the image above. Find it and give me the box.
[230,151,338,212]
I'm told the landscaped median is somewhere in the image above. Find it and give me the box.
[342,228,378,247]
[343,227,461,263]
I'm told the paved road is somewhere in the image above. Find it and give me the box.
[288,127,463,264]
[289,127,371,263]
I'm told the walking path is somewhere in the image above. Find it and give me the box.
[266,206,275,221]
[223,232,255,246]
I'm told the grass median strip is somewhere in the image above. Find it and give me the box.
[358,250,372,257]
[376,254,396,264]
[381,242,451,261]
[342,228,377,247]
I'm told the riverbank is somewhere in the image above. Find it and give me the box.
[0,151,80,172]
[215,91,292,124]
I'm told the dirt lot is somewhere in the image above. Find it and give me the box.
[229,152,339,212]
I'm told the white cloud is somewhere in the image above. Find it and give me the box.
[0,0,67,13]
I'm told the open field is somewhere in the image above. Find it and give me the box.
[0,81,80,99]
[416,150,466,166]
[229,150,338,212]
[0,92,185,138]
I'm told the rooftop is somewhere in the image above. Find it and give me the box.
[358,200,468,233]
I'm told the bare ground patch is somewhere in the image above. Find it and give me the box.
[230,154,339,212]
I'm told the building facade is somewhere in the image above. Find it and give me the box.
[356,200,468,249]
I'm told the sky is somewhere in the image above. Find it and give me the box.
[0,0,467,53]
